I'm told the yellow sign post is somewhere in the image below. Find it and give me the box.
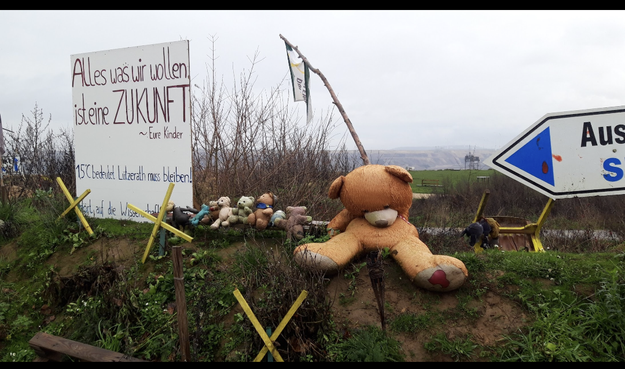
[126,183,193,263]
[56,177,93,236]
[233,288,308,362]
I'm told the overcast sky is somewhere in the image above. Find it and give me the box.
[3,10,625,151]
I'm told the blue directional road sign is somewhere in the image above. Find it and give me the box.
[484,105,625,199]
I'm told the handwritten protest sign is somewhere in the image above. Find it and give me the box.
[71,41,193,221]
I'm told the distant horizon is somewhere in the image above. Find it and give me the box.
[349,146,500,152]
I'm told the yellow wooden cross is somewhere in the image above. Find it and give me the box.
[56,177,93,235]
[127,183,193,263]
[233,288,308,362]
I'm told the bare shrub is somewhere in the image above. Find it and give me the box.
[3,103,75,198]
[411,170,625,253]
[230,241,334,362]
[191,36,355,221]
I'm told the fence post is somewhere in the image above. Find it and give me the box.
[172,246,191,361]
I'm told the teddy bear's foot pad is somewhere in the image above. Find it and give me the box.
[293,250,339,273]
[412,264,467,291]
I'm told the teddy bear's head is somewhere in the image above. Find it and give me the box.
[329,165,413,228]
[237,196,254,209]
[216,196,231,208]
[286,206,310,221]
[255,192,276,209]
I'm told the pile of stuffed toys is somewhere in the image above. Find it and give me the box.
[161,164,469,292]
[163,191,313,242]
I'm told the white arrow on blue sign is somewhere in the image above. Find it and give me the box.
[484,105,625,199]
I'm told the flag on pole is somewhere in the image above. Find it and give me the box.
[285,43,312,123]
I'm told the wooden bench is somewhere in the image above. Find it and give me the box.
[421,179,441,187]
[29,332,145,362]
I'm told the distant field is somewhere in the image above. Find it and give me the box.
[409,169,496,193]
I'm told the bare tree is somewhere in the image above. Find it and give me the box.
[4,103,74,197]
[192,36,355,220]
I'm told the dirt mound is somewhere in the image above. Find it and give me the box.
[3,233,529,362]
[326,261,528,361]
[44,237,147,277]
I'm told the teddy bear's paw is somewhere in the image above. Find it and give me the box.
[412,264,467,291]
[293,248,339,273]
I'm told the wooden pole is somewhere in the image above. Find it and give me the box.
[172,246,191,361]
[280,34,371,166]
[366,250,386,331]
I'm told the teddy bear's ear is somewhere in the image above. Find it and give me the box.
[385,165,413,183]
[328,176,345,199]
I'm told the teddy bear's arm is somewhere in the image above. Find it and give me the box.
[295,215,311,224]
[327,209,356,232]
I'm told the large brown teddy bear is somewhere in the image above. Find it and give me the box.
[247,192,276,231]
[293,165,468,291]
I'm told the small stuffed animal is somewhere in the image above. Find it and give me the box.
[210,196,234,229]
[293,165,468,292]
[229,196,255,225]
[247,192,277,231]
[190,200,221,226]
[166,201,198,230]
[207,200,220,221]
[276,206,312,241]
[270,210,286,229]
[190,204,211,227]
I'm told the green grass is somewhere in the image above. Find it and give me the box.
[1,190,625,362]
[424,332,478,361]
[409,169,495,193]
[454,249,625,362]
[327,325,405,362]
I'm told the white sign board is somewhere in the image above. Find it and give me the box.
[71,41,193,221]
[484,105,625,199]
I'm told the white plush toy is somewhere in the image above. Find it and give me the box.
[210,196,234,229]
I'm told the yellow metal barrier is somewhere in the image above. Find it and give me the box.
[56,177,93,235]
[233,288,308,362]
[472,189,554,253]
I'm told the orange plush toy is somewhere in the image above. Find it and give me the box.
[293,165,468,291]
[247,192,276,231]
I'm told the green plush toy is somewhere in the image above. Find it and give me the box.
[229,196,254,225]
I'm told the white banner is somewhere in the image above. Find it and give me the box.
[285,43,312,123]
[71,40,193,221]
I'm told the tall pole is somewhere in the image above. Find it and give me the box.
[280,35,370,166]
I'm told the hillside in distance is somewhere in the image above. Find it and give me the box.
[353,146,498,170]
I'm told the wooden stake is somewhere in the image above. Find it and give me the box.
[172,246,191,362]
[367,250,386,331]
[280,34,371,166]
